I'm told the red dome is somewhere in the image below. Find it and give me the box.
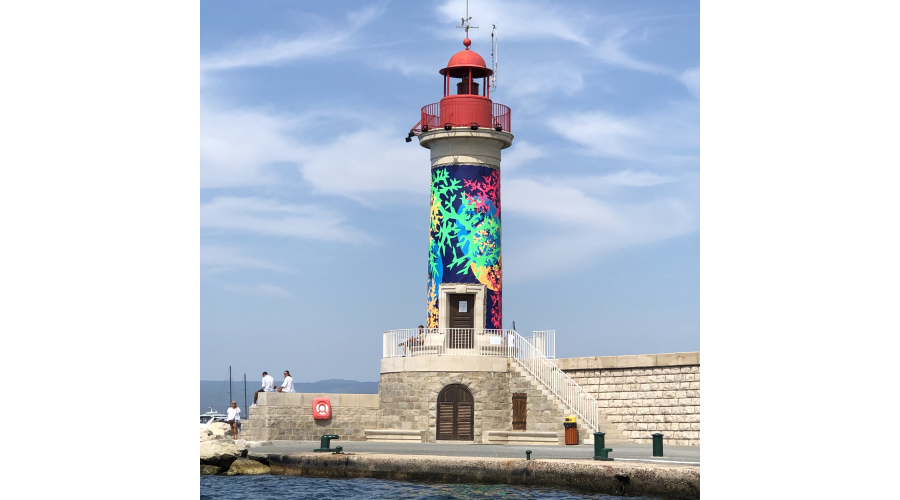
[440,49,493,79]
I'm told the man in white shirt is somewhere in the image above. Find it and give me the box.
[251,371,276,406]
[277,370,295,393]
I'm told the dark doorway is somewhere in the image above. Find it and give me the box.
[512,393,527,430]
[436,384,474,441]
[448,293,475,348]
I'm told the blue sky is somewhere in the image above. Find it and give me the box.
[200,0,700,382]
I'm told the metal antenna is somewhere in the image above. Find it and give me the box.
[456,0,479,37]
[491,24,498,90]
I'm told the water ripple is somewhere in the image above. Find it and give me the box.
[200,475,662,499]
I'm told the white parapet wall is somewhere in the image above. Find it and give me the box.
[554,352,700,446]
[381,355,510,374]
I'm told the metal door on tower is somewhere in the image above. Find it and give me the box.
[448,293,474,349]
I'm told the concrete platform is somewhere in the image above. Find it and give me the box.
[246,439,700,465]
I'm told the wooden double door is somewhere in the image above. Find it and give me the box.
[436,384,474,441]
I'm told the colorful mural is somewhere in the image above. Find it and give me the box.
[427,164,502,329]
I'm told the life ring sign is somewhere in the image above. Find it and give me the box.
[312,397,331,420]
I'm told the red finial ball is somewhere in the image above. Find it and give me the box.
[463,37,471,49]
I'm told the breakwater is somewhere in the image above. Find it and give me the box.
[210,451,699,499]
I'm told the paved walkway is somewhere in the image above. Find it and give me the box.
[248,440,700,465]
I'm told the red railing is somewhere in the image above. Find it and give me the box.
[421,102,441,131]
[492,103,511,133]
[417,100,511,133]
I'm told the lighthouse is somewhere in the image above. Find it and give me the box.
[409,34,513,339]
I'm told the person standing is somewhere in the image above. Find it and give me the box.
[277,370,294,393]
[225,401,241,439]
[251,371,275,406]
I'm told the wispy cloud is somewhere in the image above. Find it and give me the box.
[501,141,547,172]
[200,197,371,244]
[504,61,586,98]
[504,177,694,278]
[437,0,593,46]
[200,103,306,188]
[547,103,698,164]
[592,27,672,75]
[201,5,384,72]
[201,246,282,273]
[299,128,427,203]
[223,283,295,298]
[201,100,428,203]
[576,170,676,189]
[680,66,700,98]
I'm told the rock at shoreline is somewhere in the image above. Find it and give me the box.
[200,464,222,475]
[208,422,232,437]
[200,440,240,469]
[225,458,271,476]
[247,453,269,466]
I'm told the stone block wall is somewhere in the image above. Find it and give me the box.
[378,364,571,443]
[554,352,700,446]
[379,371,511,443]
[243,393,379,442]
[508,370,567,436]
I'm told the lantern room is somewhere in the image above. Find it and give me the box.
[440,38,493,98]
[410,37,510,137]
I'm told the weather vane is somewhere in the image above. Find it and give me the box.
[456,0,479,38]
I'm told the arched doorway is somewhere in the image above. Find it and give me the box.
[436,384,474,441]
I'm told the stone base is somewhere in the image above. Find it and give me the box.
[365,429,426,443]
[483,431,561,445]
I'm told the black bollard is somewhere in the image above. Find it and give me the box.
[313,434,340,452]
[593,431,614,461]
[652,433,664,457]
[526,450,532,460]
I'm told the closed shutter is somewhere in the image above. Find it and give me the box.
[437,402,455,440]
[457,401,474,440]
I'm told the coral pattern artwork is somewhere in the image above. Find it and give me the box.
[427,164,501,329]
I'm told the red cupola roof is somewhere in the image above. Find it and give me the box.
[440,38,493,79]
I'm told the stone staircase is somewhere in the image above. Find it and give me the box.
[509,359,628,444]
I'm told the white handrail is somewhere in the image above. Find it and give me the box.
[529,330,556,359]
[383,328,507,358]
[381,328,595,430]
[507,330,599,432]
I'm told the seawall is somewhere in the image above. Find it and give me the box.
[265,452,700,499]
[555,352,701,446]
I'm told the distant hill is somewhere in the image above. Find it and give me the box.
[200,379,379,414]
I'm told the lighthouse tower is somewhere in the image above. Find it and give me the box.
[411,35,513,336]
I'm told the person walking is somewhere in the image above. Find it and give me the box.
[251,371,275,406]
[277,370,295,393]
[225,401,241,439]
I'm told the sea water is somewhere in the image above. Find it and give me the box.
[200,475,662,499]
